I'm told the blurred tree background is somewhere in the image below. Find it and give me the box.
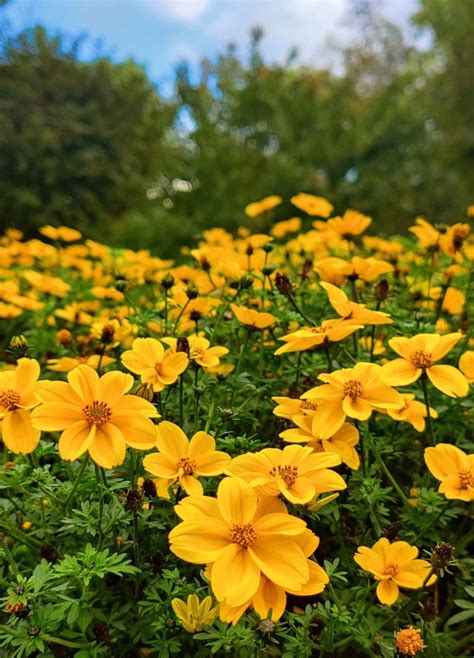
[0,0,472,255]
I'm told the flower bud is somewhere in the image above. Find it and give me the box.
[275,272,293,295]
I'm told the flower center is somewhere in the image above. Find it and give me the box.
[301,400,318,412]
[458,469,474,489]
[83,400,112,426]
[270,464,298,487]
[343,380,363,400]
[177,457,197,475]
[0,389,21,411]
[310,326,325,334]
[410,350,433,369]
[230,523,257,548]
[384,564,399,578]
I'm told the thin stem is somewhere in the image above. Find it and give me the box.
[94,464,105,550]
[0,538,20,578]
[413,499,450,544]
[172,299,190,334]
[63,455,89,513]
[231,331,250,406]
[420,374,435,444]
[204,389,217,433]
[0,523,42,550]
[295,351,302,387]
[193,367,201,430]
[366,429,410,507]
[324,344,332,372]
[97,341,107,374]
[287,291,316,325]
[179,374,185,427]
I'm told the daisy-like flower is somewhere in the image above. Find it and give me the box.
[424,444,474,502]
[315,256,393,284]
[171,594,219,633]
[290,193,333,217]
[279,416,360,469]
[386,394,438,432]
[169,477,314,608]
[244,195,282,218]
[459,351,474,384]
[143,421,230,498]
[121,337,188,392]
[217,527,328,623]
[274,318,362,355]
[164,336,229,368]
[408,217,440,250]
[230,303,276,330]
[325,209,372,238]
[301,362,403,439]
[0,359,43,454]
[31,365,158,468]
[354,538,435,605]
[226,444,346,504]
[395,627,425,656]
[272,396,319,420]
[320,282,392,325]
[47,355,115,373]
[380,333,468,397]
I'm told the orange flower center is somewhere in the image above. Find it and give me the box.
[458,469,474,489]
[83,400,112,426]
[410,350,432,369]
[177,457,197,475]
[343,379,363,400]
[310,326,325,334]
[270,464,298,487]
[230,523,257,548]
[0,389,21,411]
[384,564,399,578]
[301,400,318,412]
[190,347,205,360]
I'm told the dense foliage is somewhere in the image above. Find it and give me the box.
[0,196,472,657]
[0,0,473,254]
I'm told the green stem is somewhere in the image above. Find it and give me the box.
[204,389,217,433]
[172,299,190,334]
[420,374,435,444]
[231,331,250,406]
[94,464,105,550]
[287,291,316,325]
[413,499,450,544]
[324,344,332,372]
[179,374,185,427]
[0,538,20,578]
[366,429,410,507]
[63,455,89,513]
[0,523,42,550]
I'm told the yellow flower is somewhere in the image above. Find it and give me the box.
[386,393,438,432]
[164,336,229,368]
[217,531,328,623]
[424,444,474,502]
[230,303,276,330]
[169,477,314,607]
[380,333,468,397]
[354,538,435,605]
[270,217,301,238]
[302,363,403,438]
[39,225,82,242]
[408,217,440,250]
[290,193,333,217]
[320,282,392,325]
[171,594,219,633]
[275,318,362,355]
[459,351,474,383]
[0,359,43,454]
[31,365,158,468]
[226,444,346,504]
[359,336,386,355]
[272,396,319,420]
[244,195,282,218]
[395,627,425,656]
[280,416,360,469]
[143,421,230,497]
[442,287,465,314]
[439,223,471,259]
[315,256,393,284]
[325,209,372,238]
[121,337,188,392]
[47,355,116,373]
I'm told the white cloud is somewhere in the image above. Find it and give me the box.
[139,0,211,22]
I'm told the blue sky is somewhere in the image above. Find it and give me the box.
[3,0,420,93]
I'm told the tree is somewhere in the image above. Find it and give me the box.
[0,27,176,235]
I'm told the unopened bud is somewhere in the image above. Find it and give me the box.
[185,285,198,300]
[9,335,28,356]
[275,272,293,295]
[176,337,190,356]
[374,279,389,302]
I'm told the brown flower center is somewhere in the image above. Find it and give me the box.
[410,350,432,369]
[177,457,197,475]
[230,523,257,548]
[384,564,399,578]
[0,389,21,411]
[301,400,318,412]
[83,400,112,426]
[458,470,474,489]
[270,464,298,487]
[343,379,363,400]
